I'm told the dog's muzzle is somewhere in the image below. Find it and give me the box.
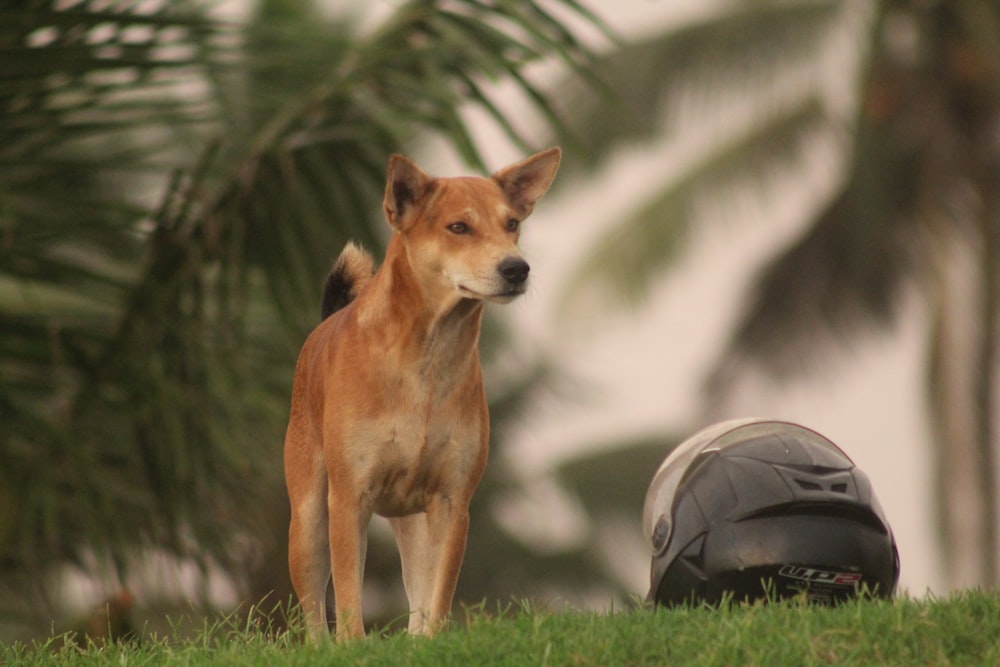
[458,257,530,301]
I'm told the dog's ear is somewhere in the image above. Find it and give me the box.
[492,147,561,218]
[384,154,433,230]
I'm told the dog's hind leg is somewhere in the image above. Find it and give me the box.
[287,456,331,642]
[327,490,371,640]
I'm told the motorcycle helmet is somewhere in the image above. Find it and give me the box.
[643,418,899,607]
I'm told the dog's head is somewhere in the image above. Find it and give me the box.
[383,148,560,304]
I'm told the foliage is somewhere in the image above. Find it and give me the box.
[0,0,606,636]
[554,0,842,312]
[5,590,1000,666]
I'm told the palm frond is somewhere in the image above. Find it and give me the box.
[703,0,983,391]
[0,2,225,581]
[554,435,676,515]
[193,0,607,334]
[551,1,842,174]
[705,181,920,391]
[0,4,219,155]
[559,96,831,317]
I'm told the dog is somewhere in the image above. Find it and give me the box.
[283,148,561,641]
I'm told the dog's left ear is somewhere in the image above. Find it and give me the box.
[492,147,561,218]
[384,154,434,231]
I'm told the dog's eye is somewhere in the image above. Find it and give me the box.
[505,218,520,233]
[447,222,469,234]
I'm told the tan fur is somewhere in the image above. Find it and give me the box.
[284,148,561,641]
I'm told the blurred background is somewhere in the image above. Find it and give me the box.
[2,0,999,642]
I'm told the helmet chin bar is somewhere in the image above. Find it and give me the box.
[643,419,900,607]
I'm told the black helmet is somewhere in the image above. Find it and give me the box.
[643,418,899,607]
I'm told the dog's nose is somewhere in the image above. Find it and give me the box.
[498,256,530,284]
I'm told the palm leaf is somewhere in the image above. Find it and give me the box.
[551,0,851,318]
[703,0,955,389]
[195,0,606,336]
[551,1,842,173]
[560,96,831,317]
[554,435,677,516]
[705,177,920,389]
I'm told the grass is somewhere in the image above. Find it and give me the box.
[4,590,1000,666]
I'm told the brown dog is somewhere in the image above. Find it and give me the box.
[283,148,561,641]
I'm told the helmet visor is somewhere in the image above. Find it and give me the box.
[642,418,853,542]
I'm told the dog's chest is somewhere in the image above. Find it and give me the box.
[348,374,484,518]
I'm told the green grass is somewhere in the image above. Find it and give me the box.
[5,591,1000,666]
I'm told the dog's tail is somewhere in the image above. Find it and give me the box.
[321,241,375,320]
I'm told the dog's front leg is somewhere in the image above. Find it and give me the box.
[425,495,472,635]
[390,496,470,636]
[328,491,371,640]
[389,513,433,634]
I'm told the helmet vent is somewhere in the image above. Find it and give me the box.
[794,479,851,493]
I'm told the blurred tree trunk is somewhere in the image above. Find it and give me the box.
[926,231,993,587]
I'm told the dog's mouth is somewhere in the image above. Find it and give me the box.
[458,284,526,302]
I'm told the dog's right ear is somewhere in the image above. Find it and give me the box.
[384,154,433,231]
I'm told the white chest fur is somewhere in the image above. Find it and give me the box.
[345,401,483,518]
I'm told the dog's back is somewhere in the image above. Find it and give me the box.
[320,241,375,320]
